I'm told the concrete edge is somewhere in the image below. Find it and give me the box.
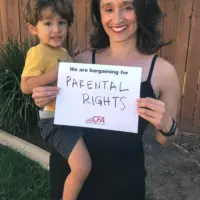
[0,130,50,170]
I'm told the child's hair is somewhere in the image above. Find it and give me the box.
[24,0,74,26]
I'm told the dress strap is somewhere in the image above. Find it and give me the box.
[147,55,158,82]
[92,50,96,64]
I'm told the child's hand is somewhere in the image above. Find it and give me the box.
[53,64,59,78]
[48,65,59,82]
[71,47,89,57]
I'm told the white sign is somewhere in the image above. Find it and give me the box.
[54,62,142,133]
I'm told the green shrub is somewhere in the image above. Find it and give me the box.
[0,38,38,136]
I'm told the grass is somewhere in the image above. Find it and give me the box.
[0,145,49,200]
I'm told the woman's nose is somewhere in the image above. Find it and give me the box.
[112,9,124,24]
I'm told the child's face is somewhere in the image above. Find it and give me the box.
[29,7,68,48]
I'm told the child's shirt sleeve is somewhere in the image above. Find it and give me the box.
[64,49,73,62]
[21,47,44,77]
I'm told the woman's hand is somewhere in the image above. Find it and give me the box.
[136,97,172,132]
[32,86,59,108]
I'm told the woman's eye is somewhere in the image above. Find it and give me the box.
[105,8,113,12]
[123,6,133,11]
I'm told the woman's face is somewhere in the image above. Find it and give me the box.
[100,0,137,43]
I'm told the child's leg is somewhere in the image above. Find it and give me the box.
[63,137,92,200]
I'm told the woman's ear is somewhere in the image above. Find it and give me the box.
[27,23,38,35]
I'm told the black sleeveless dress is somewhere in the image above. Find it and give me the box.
[49,52,157,200]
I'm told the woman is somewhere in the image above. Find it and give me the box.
[32,0,180,199]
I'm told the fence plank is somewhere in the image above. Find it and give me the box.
[173,0,193,121]
[76,0,87,49]
[157,0,165,56]
[18,0,28,43]
[6,0,20,40]
[181,0,200,127]
[86,0,92,48]
[161,0,179,64]
[0,5,3,43]
[0,0,8,42]
[191,0,200,127]
[68,0,78,53]
[194,72,200,126]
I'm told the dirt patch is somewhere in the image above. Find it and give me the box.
[176,132,200,151]
[144,126,200,200]
[175,132,200,163]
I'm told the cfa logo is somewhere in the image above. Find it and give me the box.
[85,116,105,125]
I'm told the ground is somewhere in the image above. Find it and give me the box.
[22,126,200,200]
[144,125,200,200]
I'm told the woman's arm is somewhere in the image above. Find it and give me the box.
[137,58,180,146]
[155,59,180,146]
[32,86,59,107]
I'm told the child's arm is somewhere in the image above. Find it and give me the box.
[21,65,58,94]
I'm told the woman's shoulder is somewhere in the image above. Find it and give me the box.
[153,56,179,92]
[154,56,177,79]
[73,50,93,63]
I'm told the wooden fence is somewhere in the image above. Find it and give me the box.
[0,0,200,134]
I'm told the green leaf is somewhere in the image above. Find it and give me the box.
[0,37,39,136]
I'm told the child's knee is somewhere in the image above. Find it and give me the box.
[80,160,92,178]
[71,159,92,181]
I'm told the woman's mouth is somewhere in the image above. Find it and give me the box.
[111,26,127,33]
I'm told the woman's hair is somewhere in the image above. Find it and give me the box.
[90,0,167,54]
[24,0,74,26]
